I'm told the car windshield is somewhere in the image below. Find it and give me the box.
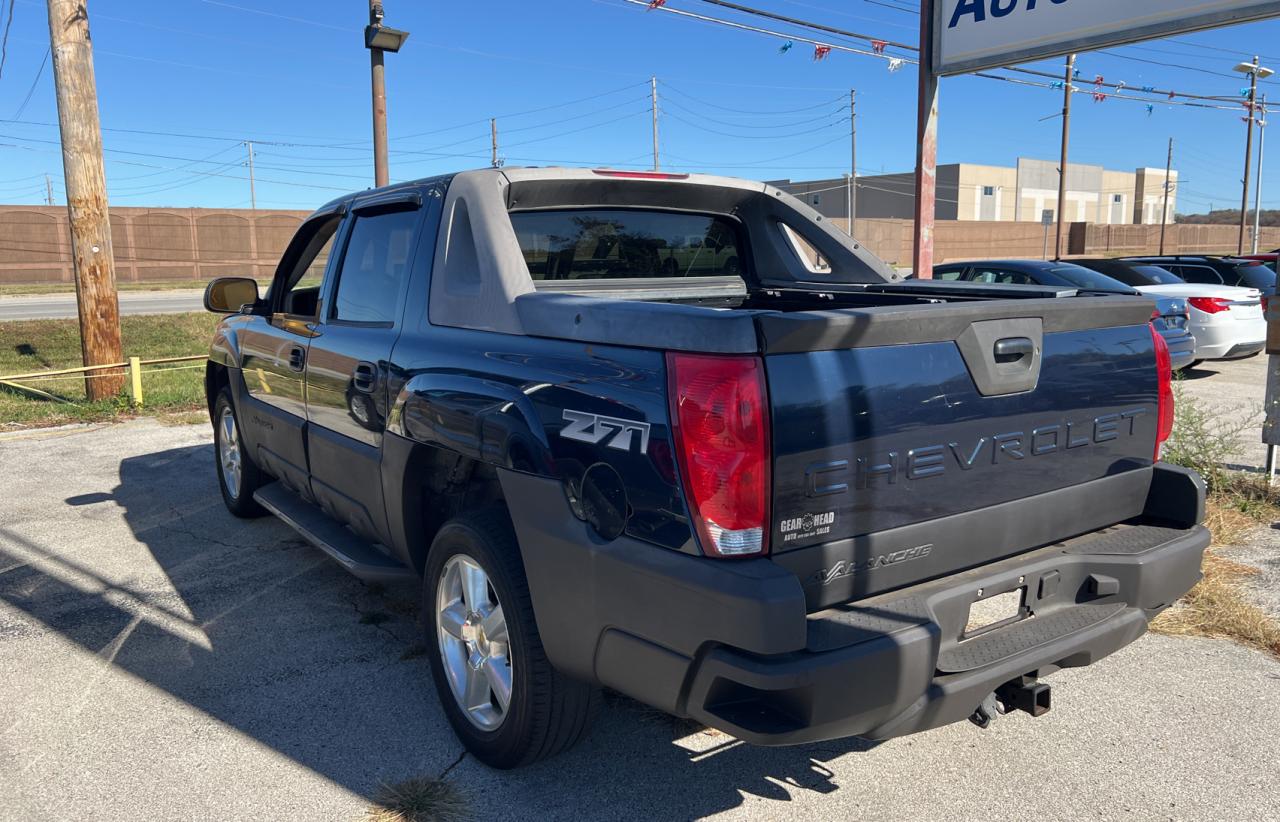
[510,208,746,281]
[1235,263,1277,290]
[1047,266,1134,293]
[1131,265,1184,285]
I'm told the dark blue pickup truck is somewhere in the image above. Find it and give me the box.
[203,167,1208,769]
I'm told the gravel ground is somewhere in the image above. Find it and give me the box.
[1176,355,1270,470]
[2,418,1279,822]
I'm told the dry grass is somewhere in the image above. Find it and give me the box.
[365,776,469,822]
[1150,483,1280,659]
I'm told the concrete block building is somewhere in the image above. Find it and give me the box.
[770,158,1176,226]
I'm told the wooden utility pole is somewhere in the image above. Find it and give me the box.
[47,0,123,400]
[911,0,938,278]
[651,76,660,171]
[1159,138,1174,255]
[1054,55,1074,261]
[848,88,857,230]
[44,172,54,205]
[245,140,256,209]
[490,118,499,168]
[369,0,389,187]
[1253,95,1267,254]
[1240,55,1261,255]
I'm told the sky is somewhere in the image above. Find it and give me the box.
[0,0,1277,215]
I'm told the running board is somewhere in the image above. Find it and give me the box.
[254,482,416,583]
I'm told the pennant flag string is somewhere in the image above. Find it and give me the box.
[623,0,1257,115]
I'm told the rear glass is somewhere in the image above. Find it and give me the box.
[1235,263,1277,290]
[1047,266,1133,293]
[1132,265,1184,285]
[510,209,745,280]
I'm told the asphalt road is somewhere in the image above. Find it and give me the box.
[0,289,205,321]
[1,418,1278,821]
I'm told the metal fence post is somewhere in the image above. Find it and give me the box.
[128,356,143,407]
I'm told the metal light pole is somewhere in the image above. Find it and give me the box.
[1235,57,1272,255]
[364,2,408,187]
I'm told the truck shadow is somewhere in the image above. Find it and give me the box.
[0,442,878,818]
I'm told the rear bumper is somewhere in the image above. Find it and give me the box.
[500,464,1207,747]
[1163,330,1197,370]
[1191,319,1264,360]
[683,522,1205,744]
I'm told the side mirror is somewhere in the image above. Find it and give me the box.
[204,277,261,314]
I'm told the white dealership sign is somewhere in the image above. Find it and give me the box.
[936,0,1280,75]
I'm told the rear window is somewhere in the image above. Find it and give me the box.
[1132,265,1184,285]
[1235,263,1277,290]
[1047,266,1134,293]
[510,209,745,280]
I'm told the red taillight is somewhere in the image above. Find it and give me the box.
[592,169,690,180]
[1150,323,1174,461]
[1188,296,1232,315]
[667,353,770,557]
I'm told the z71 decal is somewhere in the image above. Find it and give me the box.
[560,409,651,454]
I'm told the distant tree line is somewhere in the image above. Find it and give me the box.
[1176,209,1280,226]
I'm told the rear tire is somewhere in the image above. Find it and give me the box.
[423,508,598,769]
[213,388,267,518]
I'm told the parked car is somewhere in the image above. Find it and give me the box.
[203,168,1206,768]
[931,260,1196,369]
[1239,251,1278,271]
[1073,258,1266,363]
[1121,255,1276,295]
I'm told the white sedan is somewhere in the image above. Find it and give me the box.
[1073,260,1265,362]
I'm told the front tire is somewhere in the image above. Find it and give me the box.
[423,508,598,769]
[213,388,267,518]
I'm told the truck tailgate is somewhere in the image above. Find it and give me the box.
[759,296,1161,609]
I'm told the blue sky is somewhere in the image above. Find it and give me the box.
[0,0,1276,214]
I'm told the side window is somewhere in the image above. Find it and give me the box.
[779,223,831,274]
[330,207,421,324]
[275,217,341,320]
[934,267,965,281]
[1177,265,1222,285]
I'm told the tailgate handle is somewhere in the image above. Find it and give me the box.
[993,337,1034,364]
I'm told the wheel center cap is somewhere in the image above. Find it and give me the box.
[461,613,490,654]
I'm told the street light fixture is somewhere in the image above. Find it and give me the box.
[365,2,409,188]
[365,22,409,52]
[1233,56,1271,254]
[1235,60,1275,79]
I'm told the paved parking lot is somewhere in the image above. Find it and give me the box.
[1,359,1279,821]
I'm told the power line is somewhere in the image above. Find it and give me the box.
[12,48,49,119]
[663,107,844,139]
[695,0,913,51]
[661,83,845,115]
[0,0,14,80]
[659,94,843,129]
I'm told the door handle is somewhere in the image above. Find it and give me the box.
[352,361,378,394]
[993,337,1034,364]
[287,345,306,372]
